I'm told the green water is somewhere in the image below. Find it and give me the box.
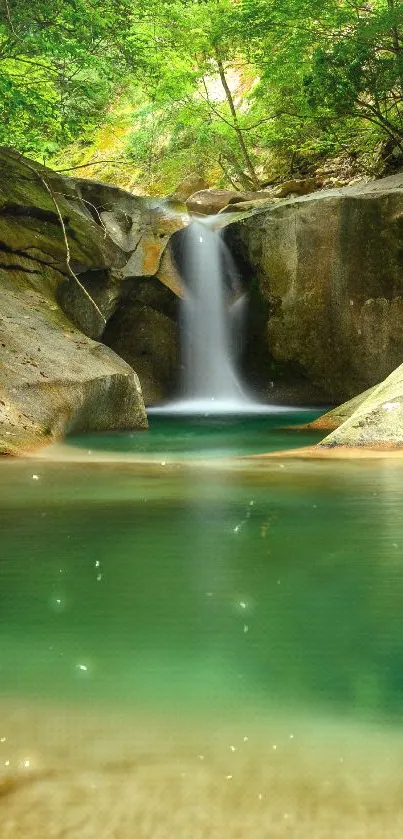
[68,410,322,460]
[1,414,403,723]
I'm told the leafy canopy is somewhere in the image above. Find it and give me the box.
[1,0,403,189]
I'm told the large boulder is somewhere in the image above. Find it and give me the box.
[318,364,403,448]
[0,260,146,455]
[0,155,189,424]
[224,173,403,403]
[0,149,157,453]
[187,189,248,215]
[271,177,323,198]
[187,188,283,216]
[170,174,209,202]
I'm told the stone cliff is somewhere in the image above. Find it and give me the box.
[0,148,186,453]
[223,174,403,405]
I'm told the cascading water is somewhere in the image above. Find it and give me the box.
[153,218,258,414]
[180,220,249,410]
[149,216,280,415]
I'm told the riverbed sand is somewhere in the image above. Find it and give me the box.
[1,700,403,838]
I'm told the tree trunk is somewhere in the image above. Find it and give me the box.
[215,57,260,189]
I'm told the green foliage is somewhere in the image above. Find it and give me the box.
[1,0,403,188]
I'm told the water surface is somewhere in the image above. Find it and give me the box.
[1,415,403,837]
[67,410,322,460]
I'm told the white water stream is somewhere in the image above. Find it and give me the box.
[150,218,287,415]
[181,220,249,407]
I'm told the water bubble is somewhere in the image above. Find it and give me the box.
[50,595,66,613]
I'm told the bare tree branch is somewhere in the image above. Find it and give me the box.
[19,159,106,324]
[56,160,133,172]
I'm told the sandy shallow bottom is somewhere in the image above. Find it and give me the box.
[2,700,403,838]
[29,440,403,467]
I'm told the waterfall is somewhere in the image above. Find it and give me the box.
[180,220,249,410]
[149,218,274,415]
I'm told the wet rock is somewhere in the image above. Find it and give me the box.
[0,150,149,454]
[74,177,189,278]
[56,270,121,341]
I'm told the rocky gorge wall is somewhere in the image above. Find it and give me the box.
[2,145,403,453]
[223,174,403,405]
[0,148,185,454]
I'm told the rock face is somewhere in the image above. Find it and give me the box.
[0,147,190,453]
[187,189,244,215]
[224,173,403,403]
[0,262,147,455]
[271,178,323,199]
[74,177,188,277]
[318,365,403,447]
[69,176,186,404]
[103,278,179,405]
[0,151,124,273]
